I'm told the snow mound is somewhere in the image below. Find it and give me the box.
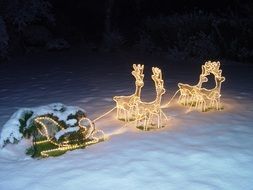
[0,103,85,147]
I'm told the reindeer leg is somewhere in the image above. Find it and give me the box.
[190,96,195,107]
[124,109,127,122]
[147,115,151,129]
[158,112,161,128]
[119,108,123,120]
[186,94,190,106]
[202,100,205,112]
[195,99,198,109]
[126,110,129,122]
[136,117,139,128]
[179,94,182,104]
[178,94,181,103]
[116,107,119,119]
[149,114,153,126]
[144,114,148,130]
[217,98,220,110]
[161,110,168,121]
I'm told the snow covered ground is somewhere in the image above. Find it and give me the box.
[0,51,253,190]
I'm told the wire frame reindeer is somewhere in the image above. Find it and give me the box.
[113,64,144,121]
[191,76,225,111]
[178,65,208,106]
[178,61,225,111]
[135,67,167,130]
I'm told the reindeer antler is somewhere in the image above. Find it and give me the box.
[152,67,164,89]
[201,65,208,76]
[204,61,221,77]
[132,64,145,83]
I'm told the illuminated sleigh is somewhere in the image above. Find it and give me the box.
[33,116,105,157]
[177,61,225,111]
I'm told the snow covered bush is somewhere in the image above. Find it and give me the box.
[0,17,9,61]
[0,103,85,147]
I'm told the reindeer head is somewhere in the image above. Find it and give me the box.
[200,74,208,83]
[204,61,221,76]
[132,64,144,87]
[215,75,225,84]
[152,67,166,96]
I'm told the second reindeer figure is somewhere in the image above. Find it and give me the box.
[135,67,167,130]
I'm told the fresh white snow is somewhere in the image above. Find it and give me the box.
[0,51,253,190]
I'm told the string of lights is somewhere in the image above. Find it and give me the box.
[92,107,116,123]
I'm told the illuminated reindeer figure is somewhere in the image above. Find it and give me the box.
[190,61,225,111]
[113,64,144,121]
[178,65,208,106]
[177,61,226,111]
[135,67,166,130]
[206,74,225,110]
[192,73,225,111]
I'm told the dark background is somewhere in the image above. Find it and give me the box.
[1,0,253,63]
